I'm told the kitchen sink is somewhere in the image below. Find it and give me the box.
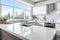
[21,24,32,27]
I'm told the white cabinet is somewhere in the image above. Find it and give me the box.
[57,3,60,14]
[57,3,60,10]
[56,23,60,31]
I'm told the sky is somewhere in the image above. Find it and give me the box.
[1,0,28,9]
[1,0,29,17]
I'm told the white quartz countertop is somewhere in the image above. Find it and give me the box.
[0,24,29,40]
[0,24,56,40]
[26,25,56,40]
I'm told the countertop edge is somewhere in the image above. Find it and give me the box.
[0,26,29,40]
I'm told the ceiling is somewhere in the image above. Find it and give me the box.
[31,0,47,2]
[14,0,60,7]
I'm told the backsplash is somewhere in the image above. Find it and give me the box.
[35,11,60,22]
[46,11,60,22]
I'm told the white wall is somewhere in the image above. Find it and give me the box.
[46,12,60,22]
[33,2,60,22]
[46,2,60,22]
[35,0,60,6]
[33,5,47,15]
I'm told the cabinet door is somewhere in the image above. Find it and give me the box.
[0,29,1,40]
[57,3,60,14]
[1,30,22,40]
[56,23,60,31]
[57,3,60,10]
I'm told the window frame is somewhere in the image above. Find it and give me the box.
[0,0,31,20]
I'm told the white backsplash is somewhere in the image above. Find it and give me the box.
[46,11,60,22]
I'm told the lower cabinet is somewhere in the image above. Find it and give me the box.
[1,29,22,40]
[56,23,60,31]
[53,33,57,40]
[0,29,2,40]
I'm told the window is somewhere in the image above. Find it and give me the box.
[33,5,47,15]
[1,0,29,10]
[2,5,13,18]
[14,8,24,19]
[25,11,31,19]
[1,0,31,20]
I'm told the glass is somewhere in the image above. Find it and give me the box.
[33,5,47,15]
[25,11,31,19]
[1,0,31,19]
[1,0,28,9]
[28,7,31,10]
[14,8,24,19]
[2,5,13,18]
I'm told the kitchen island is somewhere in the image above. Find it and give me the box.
[26,25,56,40]
[0,23,56,40]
